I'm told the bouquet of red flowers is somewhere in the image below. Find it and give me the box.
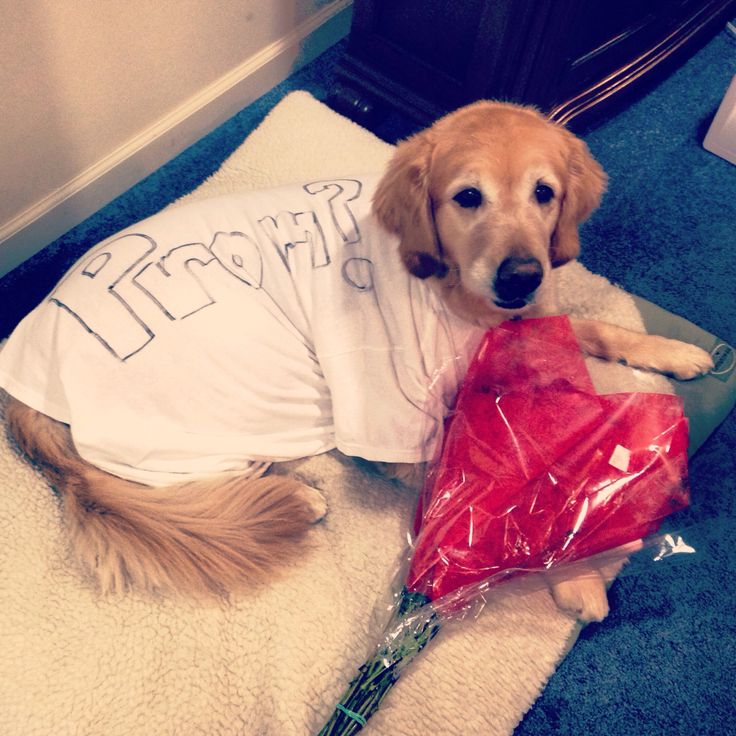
[317,316,690,735]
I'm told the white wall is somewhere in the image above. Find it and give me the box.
[0,0,352,277]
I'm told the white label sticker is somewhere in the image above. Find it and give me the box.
[609,444,631,473]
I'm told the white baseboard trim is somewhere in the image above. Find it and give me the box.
[0,0,352,278]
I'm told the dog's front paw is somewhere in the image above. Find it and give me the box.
[297,485,328,523]
[660,340,715,380]
[547,570,610,623]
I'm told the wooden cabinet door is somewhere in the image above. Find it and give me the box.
[332,0,736,131]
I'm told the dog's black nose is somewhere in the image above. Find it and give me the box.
[494,257,543,304]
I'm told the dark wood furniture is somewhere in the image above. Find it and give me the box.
[331,0,736,133]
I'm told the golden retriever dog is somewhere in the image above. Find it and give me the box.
[2,101,713,620]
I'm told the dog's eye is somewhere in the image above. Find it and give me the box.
[453,187,483,209]
[534,183,555,204]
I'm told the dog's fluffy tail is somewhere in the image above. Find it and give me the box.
[5,398,325,598]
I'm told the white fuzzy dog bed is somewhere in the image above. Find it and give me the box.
[0,91,702,736]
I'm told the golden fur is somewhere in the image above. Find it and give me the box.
[374,101,712,620]
[5,399,325,598]
[5,101,713,616]
[372,102,711,379]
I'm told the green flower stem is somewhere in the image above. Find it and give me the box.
[316,588,439,735]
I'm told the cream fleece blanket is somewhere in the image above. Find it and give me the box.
[0,92,672,736]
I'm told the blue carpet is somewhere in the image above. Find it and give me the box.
[2,28,735,736]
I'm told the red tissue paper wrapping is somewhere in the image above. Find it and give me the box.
[407,315,690,602]
[316,315,692,736]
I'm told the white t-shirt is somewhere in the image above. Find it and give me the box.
[0,176,483,485]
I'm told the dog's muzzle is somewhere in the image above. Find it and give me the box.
[493,257,543,309]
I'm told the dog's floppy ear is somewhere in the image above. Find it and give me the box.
[550,132,608,267]
[373,130,447,279]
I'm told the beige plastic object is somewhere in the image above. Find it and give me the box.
[704,74,736,165]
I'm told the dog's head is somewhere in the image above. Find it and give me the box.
[373,101,607,326]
